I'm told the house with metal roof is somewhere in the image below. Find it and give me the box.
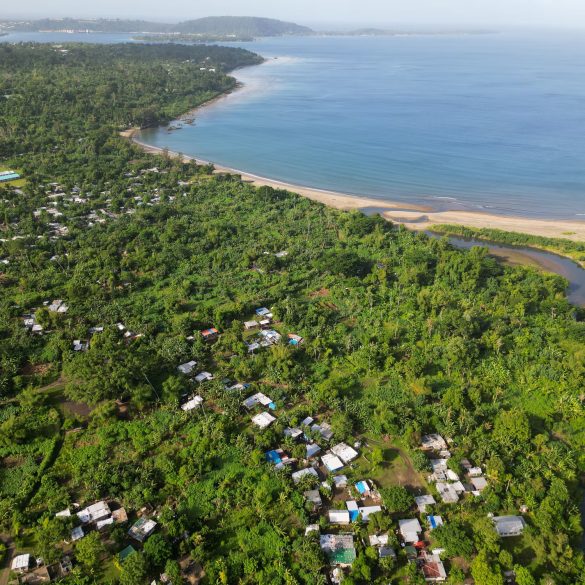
[181,395,203,412]
[421,434,448,451]
[194,371,213,383]
[328,510,351,525]
[292,467,319,484]
[71,526,84,541]
[11,554,31,573]
[322,453,344,472]
[128,517,157,542]
[252,412,276,429]
[359,505,382,522]
[320,534,356,566]
[399,518,422,543]
[0,171,21,183]
[421,552,447,582]
[415,494,436,513]
[177,360,197,375]
[118,545,137,563]
[303,489,323,509]
[493,515,526,537]
[77,501,111,524]
[331,443,358,464]
[346,501,359,522]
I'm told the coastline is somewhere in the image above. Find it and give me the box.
[125,129,430,213]
[126,128,585,242]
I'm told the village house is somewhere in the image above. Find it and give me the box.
[421,434,448,452]
[181,395,203,411]
[304,489,323,510]
[292,467,319,484]
[331,443,359,464]
[194,371,213,383]
[359,505,382,522]
[310,421,334,442]
[252,412,276,429]
[259,329,281,346]
[243,392,275,410]
[435,481,465,504]
[255,307,273,318]
[493,515,526,537]
[420,552,448,582]
[47,299,68,313]
[200,327,219,341]
[306,443,321,458]
[72,339,88,352]
[11,554,32,574]
[177,360,197,375]
[128,517,157,542]
[399,518,423,544]
[328,510,351,525]
[284,427,303,440]
[322,453,345,472]
[77,501,111,524]
[320,534,356,566]
[415,495,436,514]
[427,514,444,530]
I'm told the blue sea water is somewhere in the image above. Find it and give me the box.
[140,31,585,219]
[4,30,585,219]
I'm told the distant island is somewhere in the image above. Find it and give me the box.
[0,16,314,38]
[0,17,494,39]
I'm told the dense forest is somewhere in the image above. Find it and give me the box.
[0,42,584,585]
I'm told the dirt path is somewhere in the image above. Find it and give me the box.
[0,536,15,585]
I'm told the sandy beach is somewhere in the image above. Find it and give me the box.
[123,129,585,242]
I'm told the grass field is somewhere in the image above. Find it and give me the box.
[355,434,426,492]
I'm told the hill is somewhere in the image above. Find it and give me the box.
[174,16,312,36]
[0,18,169,33]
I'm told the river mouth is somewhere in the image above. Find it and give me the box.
[426,232,585,307]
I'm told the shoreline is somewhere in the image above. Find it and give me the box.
[126,129,430,213]
[122,65,585,243]
[127,128,585,242]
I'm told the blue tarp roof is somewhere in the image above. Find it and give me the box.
[265,450,282,465]
[355,481,369,494]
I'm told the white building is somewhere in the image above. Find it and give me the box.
[331,443,358,464]
[493,515,526,537]
[399,518,422,543]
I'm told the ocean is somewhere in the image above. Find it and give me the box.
[5,30,585,219]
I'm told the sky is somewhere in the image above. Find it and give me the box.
[5,0,585,29]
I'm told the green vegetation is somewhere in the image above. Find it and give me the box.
[0,42,584,585]
[173,16,313,36]
[432,223,585,266]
